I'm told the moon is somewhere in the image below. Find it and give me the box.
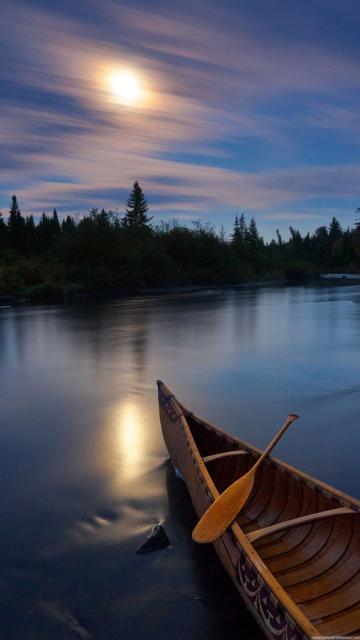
[108,70,144,106]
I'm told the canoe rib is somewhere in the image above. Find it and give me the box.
[203,450,248,463]
[247,507,355,543]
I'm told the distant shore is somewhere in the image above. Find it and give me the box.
[2,272,360,306]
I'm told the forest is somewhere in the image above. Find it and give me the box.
[0,182,359,301]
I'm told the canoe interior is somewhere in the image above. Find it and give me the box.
[186,412,360,637]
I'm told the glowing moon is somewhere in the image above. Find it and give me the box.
[108,70,144,106]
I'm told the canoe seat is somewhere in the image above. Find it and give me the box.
[203,450,249,463]
[246,507,355,543]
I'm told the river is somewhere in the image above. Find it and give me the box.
[1,283,360,639]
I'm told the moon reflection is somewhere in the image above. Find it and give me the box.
[113,401,145,482]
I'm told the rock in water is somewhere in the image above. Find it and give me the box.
[136,524,170,555]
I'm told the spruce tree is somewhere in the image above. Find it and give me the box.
[123,181,152,227]
[0,211,7,249]
[7,195,26,252]
[25,215,35,251]
[61,215,76,233]
[37,212,51,252]
[246,218,262,250]
[329,217,342,240]
[238,213,247,242]
[8,195,22,231]
[232,213,247,246]
[52,208,60,234]
[354,208,360,231]
[231,216,241,245]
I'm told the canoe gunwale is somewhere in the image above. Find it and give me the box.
[157,381,323,639]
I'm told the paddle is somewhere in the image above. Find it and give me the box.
[192,413,299,544]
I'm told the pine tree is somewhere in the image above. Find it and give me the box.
[354,208,360,231]
[0,210,7,249]
[61,215,76,233]
[123,181,152,227]
[8,195,22,230]
[98,208,110,227]
[246,218,262,250]
[238,213,247,242]
[329,217,342,241]
[52,208,60,234]
[289,227,303,258]
[25,215,35,251]
[219,224,225,243]
[36,212,51,252]
[231,216,241,245]
[7,195,26,251]
[232,213,247,247]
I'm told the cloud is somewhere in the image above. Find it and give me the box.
[1,0,360,231]
[259,212,321,222]
[302,104,360,140]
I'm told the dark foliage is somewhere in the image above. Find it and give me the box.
[122,181,152,228]
[0,187,359,300]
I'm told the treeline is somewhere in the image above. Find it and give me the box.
[0,182,359,300]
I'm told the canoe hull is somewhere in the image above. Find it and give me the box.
[158,384,309,640]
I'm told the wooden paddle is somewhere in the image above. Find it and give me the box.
[192,413,299,543]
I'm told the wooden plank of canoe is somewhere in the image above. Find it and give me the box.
[247,507,354,543]
[203,450,248,463]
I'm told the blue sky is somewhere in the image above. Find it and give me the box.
[1,0,360,239]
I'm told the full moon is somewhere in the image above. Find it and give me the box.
[108,70,144,106]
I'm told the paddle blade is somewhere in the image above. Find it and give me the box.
[192,472,254,543]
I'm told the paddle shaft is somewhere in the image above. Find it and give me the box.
[253,413,299,472]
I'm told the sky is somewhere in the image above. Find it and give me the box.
[1,0,360,239]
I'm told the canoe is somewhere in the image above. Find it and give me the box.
[157,380,360,640]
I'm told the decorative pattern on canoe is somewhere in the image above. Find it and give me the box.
[158,388,178,421]
[237,552,303,640]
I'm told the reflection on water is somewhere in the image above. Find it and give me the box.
[1,284,360,639]
[111,400,146,483]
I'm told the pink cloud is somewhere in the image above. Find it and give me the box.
[1,0,360,228]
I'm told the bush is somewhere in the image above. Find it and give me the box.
[283,259,315,282]
[25,281,64,302]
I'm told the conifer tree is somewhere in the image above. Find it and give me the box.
[0,211,7,249]
[36,212,51,252]
[8,195,23,231]
[232,213,247,246]
[354,208,360,231]
[246,218,262,249]
[61,215,76,233]
[329,217,342,241]
[52,208,60,233]
[123,181,152,227]
[238,213,247,242]
[7,195,26,251]
[231,216,241,245]
[98,208,110,227]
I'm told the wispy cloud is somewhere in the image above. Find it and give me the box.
[302,104,360,140]
[259,212,321,222]
[1,0,360,234]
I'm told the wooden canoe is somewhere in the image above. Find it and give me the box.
[157,380,360,640]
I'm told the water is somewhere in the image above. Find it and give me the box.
[1,284,360,639]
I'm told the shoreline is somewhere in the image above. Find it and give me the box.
[2,273,360,306]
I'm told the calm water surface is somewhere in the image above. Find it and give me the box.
[1,284,360,639]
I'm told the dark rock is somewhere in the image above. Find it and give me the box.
[136,524,170,555]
